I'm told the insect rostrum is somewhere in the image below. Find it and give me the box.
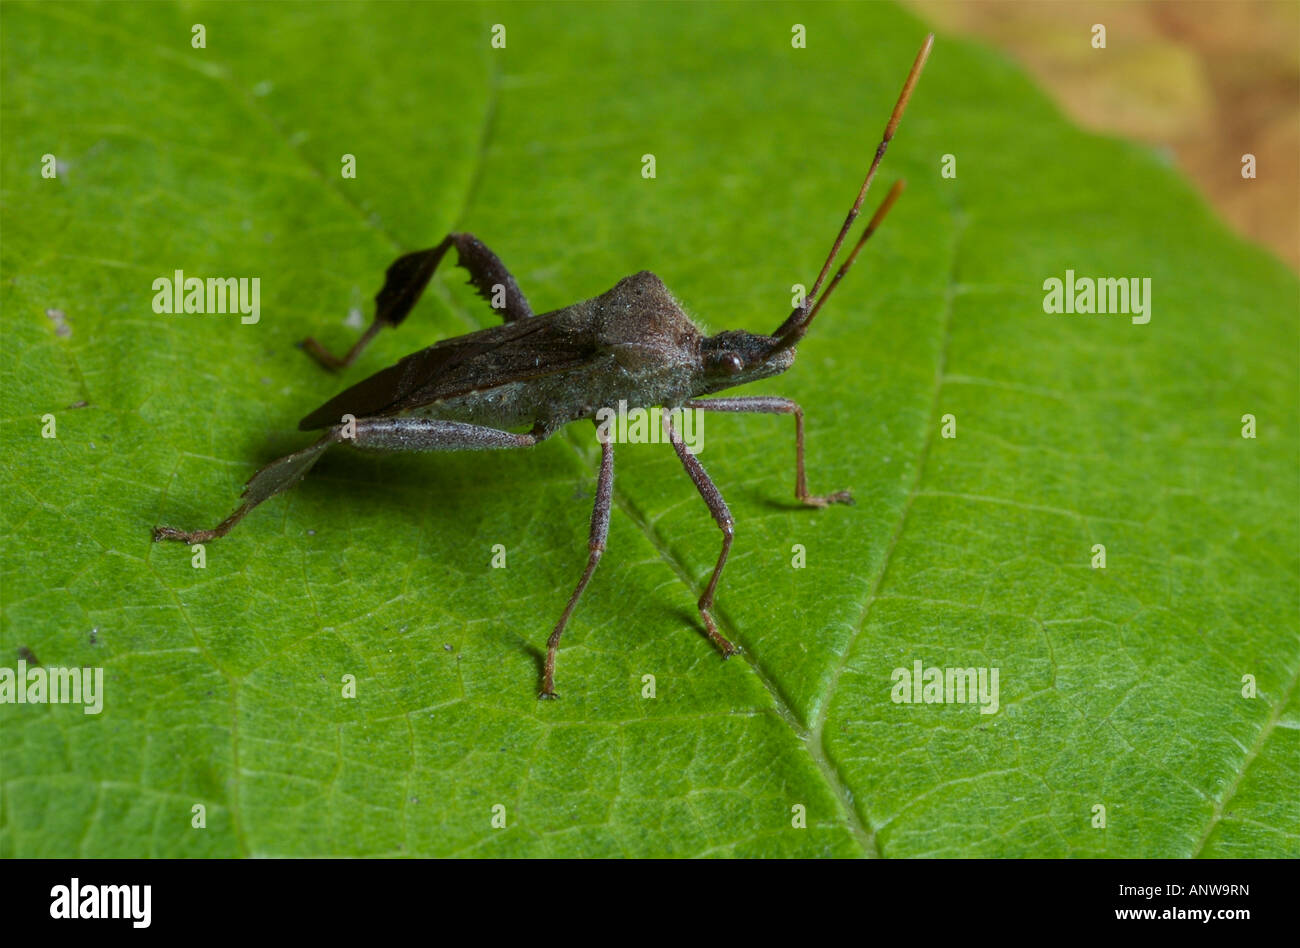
[153,35,934,698]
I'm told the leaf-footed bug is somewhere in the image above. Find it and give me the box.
[153,35,934,697]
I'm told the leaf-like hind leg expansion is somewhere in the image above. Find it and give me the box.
[541,427,614,699]
[662,412,738,658]
[152,433,338,543]
[153,418,545,544]
[685,396,854,507]
[301,232,534,370]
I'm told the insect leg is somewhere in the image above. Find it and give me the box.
[442,234,534,324]
[153,431,342,543]
[301,233,534,370]
[662,411,738,658]
[541,427,614,699]
[154,418,545,543]
[347,416,543,452]
[685,396,853,507]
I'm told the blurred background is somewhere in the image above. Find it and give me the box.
[905,0,1300,269]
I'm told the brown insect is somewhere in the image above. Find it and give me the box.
[154,35,934,696]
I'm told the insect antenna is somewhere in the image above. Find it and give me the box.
[771,32,933,352]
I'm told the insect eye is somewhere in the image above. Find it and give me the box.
[722,353,744,374]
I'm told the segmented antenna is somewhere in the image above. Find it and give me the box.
[771,33,933,351]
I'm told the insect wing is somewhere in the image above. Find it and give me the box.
[298,313,597,430]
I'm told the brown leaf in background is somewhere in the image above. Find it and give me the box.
[906,0,1300,268]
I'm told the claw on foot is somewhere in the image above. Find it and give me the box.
[802,488,854,508]
[700,610,739,658]
[153,525,208,543]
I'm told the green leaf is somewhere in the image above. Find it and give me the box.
[3,1,1296,858]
